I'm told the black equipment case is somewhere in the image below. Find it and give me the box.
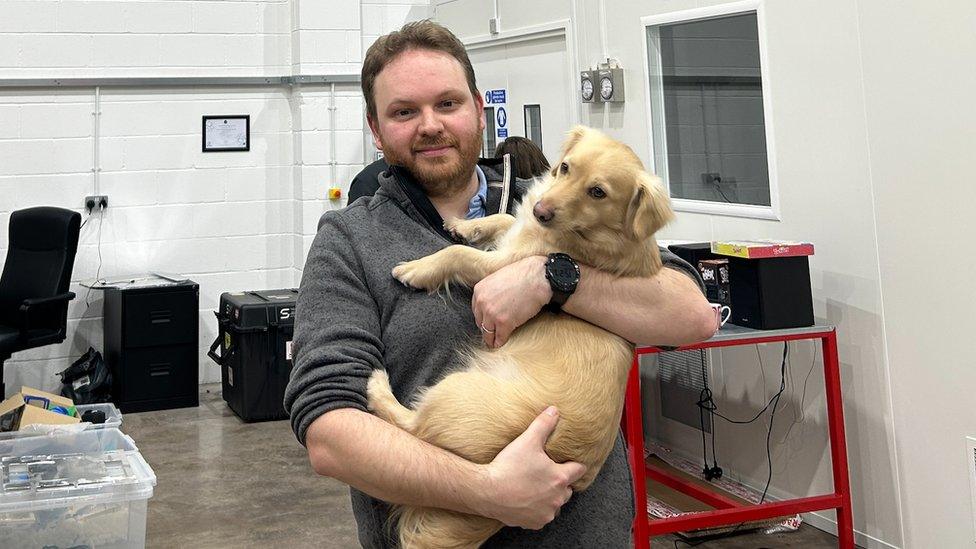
[208,289,297,422]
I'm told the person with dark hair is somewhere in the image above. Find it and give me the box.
[285,19,716,549]
[494,136,551,179]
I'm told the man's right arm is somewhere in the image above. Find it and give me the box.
[307,405,584,529]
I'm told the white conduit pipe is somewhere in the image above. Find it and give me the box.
[598,0,609,61]
[92,86,101,195]
[330,82,337,187]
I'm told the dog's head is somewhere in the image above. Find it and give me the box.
[532,126,673,274]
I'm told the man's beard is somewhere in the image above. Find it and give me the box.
[385,128,483,198]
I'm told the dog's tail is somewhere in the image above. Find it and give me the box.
[397,506,503,549]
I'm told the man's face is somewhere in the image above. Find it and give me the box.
[368,48,485,198]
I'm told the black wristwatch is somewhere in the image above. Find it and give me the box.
[545,253,580,313]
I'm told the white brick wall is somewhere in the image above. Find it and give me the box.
[0,0,432,394]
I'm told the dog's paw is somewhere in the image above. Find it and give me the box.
[366,369,393,412]
[392,258,444,291]
[444,217,486,246]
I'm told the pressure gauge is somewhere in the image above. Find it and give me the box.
[596,68,625,103]
[580,71,595,103]
[600,76,614,101]
[582,79,594,101]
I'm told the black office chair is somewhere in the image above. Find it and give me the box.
[0,207,81,397]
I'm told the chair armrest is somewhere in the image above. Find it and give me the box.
[17,292,76,335]
[20,292,76,309]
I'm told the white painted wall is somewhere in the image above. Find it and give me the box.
[0,0,430,390]
[435,0,975,547]
[855,1,976,547]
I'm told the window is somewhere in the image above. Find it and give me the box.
[524,104,542,149]
[483,106,496,157]
[644,6,777,218]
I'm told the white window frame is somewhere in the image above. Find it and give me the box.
[640,0,780,221]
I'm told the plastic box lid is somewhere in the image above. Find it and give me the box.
[0,428,156,513]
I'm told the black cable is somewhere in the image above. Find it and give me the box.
[712,180,734,203]
[683,342,790,547]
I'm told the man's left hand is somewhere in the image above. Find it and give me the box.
[473,255,551,348]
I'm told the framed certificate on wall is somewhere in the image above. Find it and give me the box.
[202,115,250,152]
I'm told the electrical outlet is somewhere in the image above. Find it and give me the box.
[84,195,108,213]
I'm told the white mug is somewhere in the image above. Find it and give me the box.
[710,303,732,328]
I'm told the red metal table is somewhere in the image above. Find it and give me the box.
[621,324,854,548]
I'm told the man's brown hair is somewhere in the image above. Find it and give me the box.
[361,20,478,120]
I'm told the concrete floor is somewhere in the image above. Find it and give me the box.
[123,385,844,548]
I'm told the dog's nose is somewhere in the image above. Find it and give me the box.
[533,201,554,224]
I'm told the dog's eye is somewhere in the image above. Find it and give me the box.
[588,186,606,199]
[559,162,569,175]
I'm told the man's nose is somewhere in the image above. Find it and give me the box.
[533,201,555,224]
[417,108,444,135]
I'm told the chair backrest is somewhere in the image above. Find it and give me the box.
[0,207,81,327]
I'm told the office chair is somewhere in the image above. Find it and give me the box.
[0,207,81,397]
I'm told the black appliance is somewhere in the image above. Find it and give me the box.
[726,256,814,330]
[209,289,297,422]
[667,242,720,273]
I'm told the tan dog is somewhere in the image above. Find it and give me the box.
[367,126,674,548]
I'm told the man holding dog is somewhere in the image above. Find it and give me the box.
[285,20,716,548]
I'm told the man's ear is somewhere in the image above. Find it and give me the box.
[474,91,486,133]
[626,172,674,240]
[366,114,383,151]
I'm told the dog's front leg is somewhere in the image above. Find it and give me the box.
[444,214,516,250]
[393,247,514,292]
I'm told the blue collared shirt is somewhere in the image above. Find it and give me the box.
[465,165,488,219]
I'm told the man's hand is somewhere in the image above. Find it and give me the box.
[472,255,551,347]
[477,406,586,530]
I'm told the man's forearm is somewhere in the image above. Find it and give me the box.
[306,408,489,515]
[563,265,716,346]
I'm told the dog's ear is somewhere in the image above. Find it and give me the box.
[626,172,674,240]
[562,125,588,154]
[551,126,589,177]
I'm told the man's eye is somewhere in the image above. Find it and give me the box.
[395,109,413,118]
[588,186,606,199]
[441,100,456,108]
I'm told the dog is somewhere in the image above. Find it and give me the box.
[367,126,674,548]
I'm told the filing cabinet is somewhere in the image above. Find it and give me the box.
[103,280,200,412]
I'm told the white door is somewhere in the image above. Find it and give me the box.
[467,34,576,164]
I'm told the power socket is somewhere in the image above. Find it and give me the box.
[84,195,108,213]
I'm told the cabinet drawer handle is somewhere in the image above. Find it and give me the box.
[150,310,172,324]
[149,363,171,377]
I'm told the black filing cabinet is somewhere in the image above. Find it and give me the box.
[104,281,200,412]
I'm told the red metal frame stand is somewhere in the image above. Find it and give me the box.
[622,328,854,548]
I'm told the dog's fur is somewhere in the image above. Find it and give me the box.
[367,126,674,549]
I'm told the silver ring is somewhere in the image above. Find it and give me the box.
[480,322,495,334]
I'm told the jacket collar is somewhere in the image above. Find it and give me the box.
[376,156,516,242]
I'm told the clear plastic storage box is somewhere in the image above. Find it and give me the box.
[0,402,124,441]
[76,402,124,430]
[0,428,156,548]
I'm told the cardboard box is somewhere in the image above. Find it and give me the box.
[0,387,80,432]
[711,240,814,259]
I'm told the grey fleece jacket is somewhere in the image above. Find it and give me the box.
[284,160,701,548]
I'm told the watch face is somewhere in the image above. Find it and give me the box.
[600,77,614,100]
[581,79,594,101]
[547,255,580,292]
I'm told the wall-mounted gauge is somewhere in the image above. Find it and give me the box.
[580,71,596,103]
[597,68,625,103]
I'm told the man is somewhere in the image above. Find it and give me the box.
[285,20,716,548]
